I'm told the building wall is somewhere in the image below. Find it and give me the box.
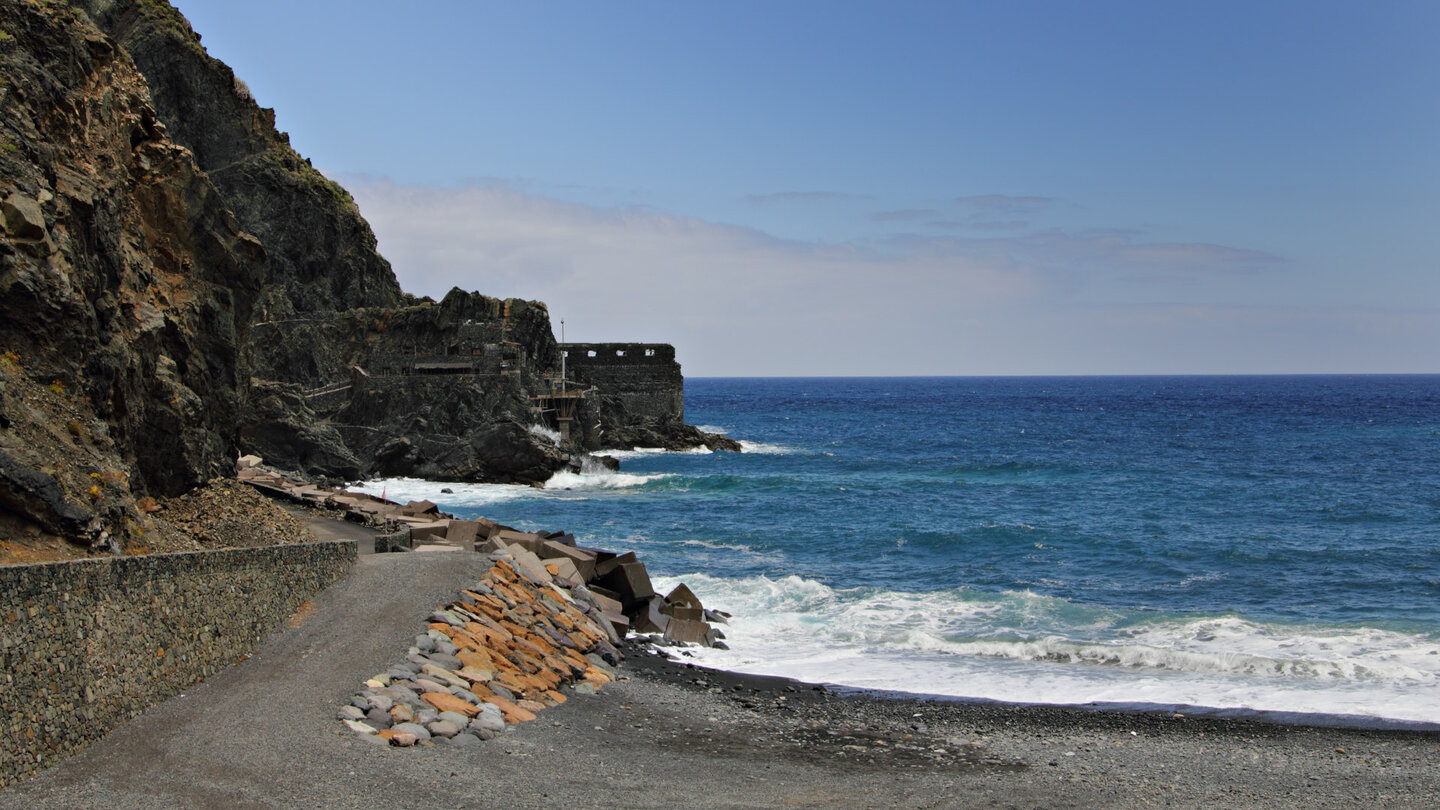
[562,343,685,422]
[0,541,356,787]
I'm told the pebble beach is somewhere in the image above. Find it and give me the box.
[2,544,1435,810]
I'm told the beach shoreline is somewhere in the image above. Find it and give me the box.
[4,548,1435,809]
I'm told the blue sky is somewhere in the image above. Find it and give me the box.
[172,0,1437,375]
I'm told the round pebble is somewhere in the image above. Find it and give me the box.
[438,711,471,727]
[427,720,461,738]
[391,722,431,740]
[471,713,505,734]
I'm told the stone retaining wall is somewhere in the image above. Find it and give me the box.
[0,541,357,787]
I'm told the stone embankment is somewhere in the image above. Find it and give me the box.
[0,539,355,787]
[237,456,729,648]
[235,456,731,746]
[338,553,620,747]
[336,517,730,747]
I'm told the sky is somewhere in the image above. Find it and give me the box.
[171,0,1438,376]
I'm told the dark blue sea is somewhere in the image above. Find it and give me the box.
[355,375,1440,727]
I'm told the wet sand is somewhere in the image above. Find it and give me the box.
[2,550,1435,809]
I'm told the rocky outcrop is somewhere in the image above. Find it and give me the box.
[0,0,731,555]
[0,0,263,551]
[75,0,402,321]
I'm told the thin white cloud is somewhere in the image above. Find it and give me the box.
[336,176,1427,375]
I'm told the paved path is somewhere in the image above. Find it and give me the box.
[282,505,381,554]
[4,533,1436,808]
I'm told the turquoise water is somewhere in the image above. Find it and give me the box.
[356,375,1440,727]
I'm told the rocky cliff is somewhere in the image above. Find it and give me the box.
[0,0,731,557]
[0,0,263,553]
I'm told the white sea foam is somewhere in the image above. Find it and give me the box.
[652,573,1440,726]
[594,446,714,460]
[738,440,797,455]
[527,423,562,446]
[347,477,530,508]
[543,469,670,490]
[347,467,667,506]
[695,425,730,435]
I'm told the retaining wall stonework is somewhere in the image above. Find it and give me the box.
[0,541,356,786]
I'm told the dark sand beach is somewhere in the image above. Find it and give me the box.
[3,549,1435,809]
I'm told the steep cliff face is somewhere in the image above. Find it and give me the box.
[0,0,729,556]
[76,0,402,322]
[244,288,569,483]
[0,0,263,551]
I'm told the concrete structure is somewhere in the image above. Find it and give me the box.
[560,343,685,423]
[0,542,356,786]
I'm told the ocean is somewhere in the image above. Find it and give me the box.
[352,375,1440,729]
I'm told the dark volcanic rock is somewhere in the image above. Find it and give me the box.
[238,382,364,481]
[0,1,732,560]
[0,0,263,549]
[76,0,403,321]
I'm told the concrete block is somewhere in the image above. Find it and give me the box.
[541,542,597,581]
[665,582,703,610]
[476,535,509,555]
[666,605,704,623]
[629,596,670,634]
[401,499,439,516]
[509,548,552,583]
[447,520,484,549]
[600,561,654,607]
[585,587,624,617]
[408,520,449,543]
[593,551,636,579]
[494,529,546,555]
[663,618,711,645]
[541,557,582,583]
[601,611,630,639]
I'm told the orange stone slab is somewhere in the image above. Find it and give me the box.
[483,695,537,724]
[457,649,495,670]
[420,691,481,717]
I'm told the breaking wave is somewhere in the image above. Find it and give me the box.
[527,423,562,446]
[543,469,670,490]
[738,440,797,454]
[347,477,530,508]
[593,446,714,460]
[650,573,1440,726]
